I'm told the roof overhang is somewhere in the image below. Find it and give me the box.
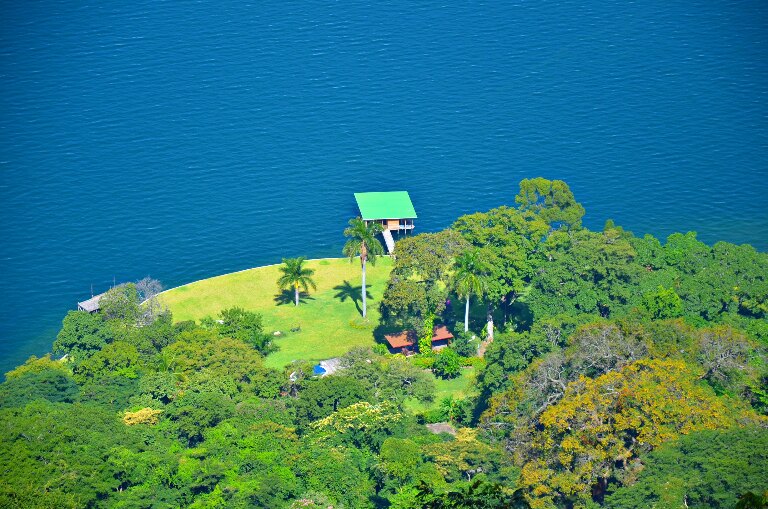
[354,191,417,220]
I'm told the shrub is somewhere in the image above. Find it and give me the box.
[452,330,479,357]
[432,348,462,379]
[421,407,446,424]
[461,356,486,369]
[372,343,390,355]
[410,355,435,369]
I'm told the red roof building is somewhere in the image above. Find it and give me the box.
[384,325,454,351]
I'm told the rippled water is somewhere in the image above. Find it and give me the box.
[1,1,766,374]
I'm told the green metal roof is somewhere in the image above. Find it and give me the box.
[354,191,417,220]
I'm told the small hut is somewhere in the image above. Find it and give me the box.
[354,191,417,253]
[384,324,454,354]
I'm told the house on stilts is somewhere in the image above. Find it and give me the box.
[354,191,417,254]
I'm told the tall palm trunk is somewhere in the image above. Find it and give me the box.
[360,242,368,318]
[294,282,299,306]
[464,296,470,332]
[487,303,494,341]
[361,257,368,318]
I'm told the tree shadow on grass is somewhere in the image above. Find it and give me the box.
[333,280,372,317]
[373,322,406,350]
[273,289,316,306]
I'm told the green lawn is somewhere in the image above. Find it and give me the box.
[159,257,393,369]
[403,367,477,413]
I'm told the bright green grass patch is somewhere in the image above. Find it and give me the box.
[159,257,393,369]
[403,367,476,413]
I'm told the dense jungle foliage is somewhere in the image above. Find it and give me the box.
[1,179,766,508]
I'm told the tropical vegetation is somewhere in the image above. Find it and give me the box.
[2,178,767,509]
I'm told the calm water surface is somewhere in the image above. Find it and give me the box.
[1,1,767,374]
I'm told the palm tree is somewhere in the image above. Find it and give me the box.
[453,249,486,332]
[342,217,384,318]
[277,257,317,306]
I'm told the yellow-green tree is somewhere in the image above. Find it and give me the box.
[518,358,762,508]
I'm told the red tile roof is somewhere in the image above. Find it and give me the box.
[384,330,418,349]
[384,325,454,349]
[432,325,454,342]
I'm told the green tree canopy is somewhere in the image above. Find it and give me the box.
[216,306,274,354]
[99,283,142,324]
[433,347,462,379]
[339,348,435,404]
[162,329,282,398]
[52,310,111,363]
[643,285,684,319]
[605,426,768,509]
[527,227,641,319]
[381,230,468,330]
[293,375,373,430]
[515,177,585,230]
[0,365,79,408]
[454,206,549,339]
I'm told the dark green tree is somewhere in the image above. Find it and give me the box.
[415,478,529,508]
[605,427,768,509]
[340,348,435,404]
[165,390,236,445]
[451,330,479,358]
[453,206,548,339]
[380,230,467,331]
[52,310,111,363]
[515,177,585,230]
[294,444,376,508]
[293,375,372,430]
[0,368,79,407]
[476,331,554,398]
[217,306,273,354]
[527,227,641,319]
[162,329,282,398]
[73,341,140,384]
[0,400,172,507]
[433,347,462,379]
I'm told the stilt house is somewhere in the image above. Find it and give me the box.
[354,191,417,253]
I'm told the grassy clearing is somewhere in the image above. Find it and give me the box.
[159,257,393,369]
[403,367,477,413]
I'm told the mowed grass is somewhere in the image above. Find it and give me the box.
[403,367,477,413]
[159,257,393,369]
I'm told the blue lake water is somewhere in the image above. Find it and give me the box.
[1,1,767,374]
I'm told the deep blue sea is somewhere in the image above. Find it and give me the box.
[1,1,767,374]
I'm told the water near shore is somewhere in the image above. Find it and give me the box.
[1,1,767,374]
